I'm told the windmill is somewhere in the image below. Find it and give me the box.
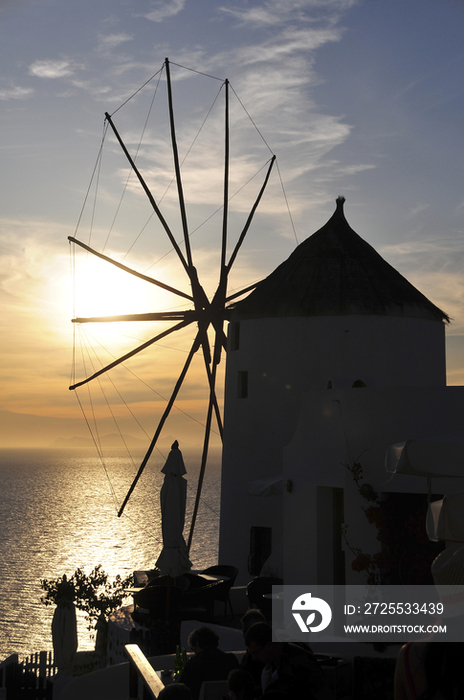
[68,58,277,549]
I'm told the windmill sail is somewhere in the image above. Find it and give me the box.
[69,58,277,549]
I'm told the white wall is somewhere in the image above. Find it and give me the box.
[282,386,464,585]
[219,314,446,583]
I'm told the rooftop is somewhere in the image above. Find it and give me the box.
[234,197,449,323]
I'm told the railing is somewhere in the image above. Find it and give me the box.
[0,651,55,699]
[126,644,165,700]
[24,651,56,684]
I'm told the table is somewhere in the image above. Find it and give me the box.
[156,669,177,686]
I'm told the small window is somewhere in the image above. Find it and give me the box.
[327,379,333,389]
[352,379,366,388]
[238,370,248,398]
[230,322,240,351]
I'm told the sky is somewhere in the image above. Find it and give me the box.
[1,0,464,450]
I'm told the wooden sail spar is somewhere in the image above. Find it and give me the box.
[69,58,276,547]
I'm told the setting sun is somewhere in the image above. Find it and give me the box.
[72,254,178,320]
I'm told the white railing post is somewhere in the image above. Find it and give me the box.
[125,644,165,699]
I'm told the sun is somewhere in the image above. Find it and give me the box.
[73,253,181,320]
[70,251,189,363]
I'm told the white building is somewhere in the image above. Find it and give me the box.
[219,197,464,585]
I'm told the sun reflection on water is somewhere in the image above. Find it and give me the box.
[0,447,220,660]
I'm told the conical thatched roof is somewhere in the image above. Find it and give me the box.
[234,197,449,322]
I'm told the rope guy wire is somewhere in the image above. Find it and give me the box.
[74,314,222,522]
[76,322,221,438]
[142,157,274,275]
[275,158,299,245]
[109,65,165,118]
[72,120,109,243]
[106,70,163,258]
[124,81,224,268]
[70,61,287,529]
[229,83,274,155]
[169,60,224,82]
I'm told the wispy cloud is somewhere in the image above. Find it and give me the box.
[379,238,464,334]
[0,218,73,383]
[97,33,133,53]
[142,0,186,22]
[219,4,287,26]
[219,0,357,27]
[182,3,361,203]
[29,59,79,79]
[406,202,431,219]
[234,27,341,66]
[87,0,362,230]
[0,85,33,100]
[69,79,113,98]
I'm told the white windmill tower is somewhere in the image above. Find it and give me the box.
[219,196,456,584]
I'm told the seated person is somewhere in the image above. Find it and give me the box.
[244,622,333,699]
[239,609,266,688]
[179,626,238,700]
[228,669,259,700]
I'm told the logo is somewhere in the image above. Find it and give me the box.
[292,592,332,633]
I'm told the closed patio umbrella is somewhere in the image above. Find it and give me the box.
[155,441,192,577]
[52,574,78,676]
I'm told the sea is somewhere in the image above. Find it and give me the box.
[0,447,221,662]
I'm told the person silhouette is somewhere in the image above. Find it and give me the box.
[394,546,464,699]
[179,626,238,700]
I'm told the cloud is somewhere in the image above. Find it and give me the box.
[0,217,76,420]
[379,238,464,334]
[143,0,186,22]
[233,27,341,66]
[219,4,285,26]
[97,33,134,53]
[174,5,356,198]
[29,59,78,79]
[219,0,357,27]
[32,0,361,277]
[407,202,431,219]
[91,1,359,233]
[0,85,33,100]
[69,79,113,98]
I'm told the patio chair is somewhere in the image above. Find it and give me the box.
[178,581,218,622]
[201,565,239,618]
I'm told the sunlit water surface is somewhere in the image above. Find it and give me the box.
[0,448,220,661]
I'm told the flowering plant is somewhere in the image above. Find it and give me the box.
[344,459,440,584]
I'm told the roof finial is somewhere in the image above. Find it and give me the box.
[336,195,346,207]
